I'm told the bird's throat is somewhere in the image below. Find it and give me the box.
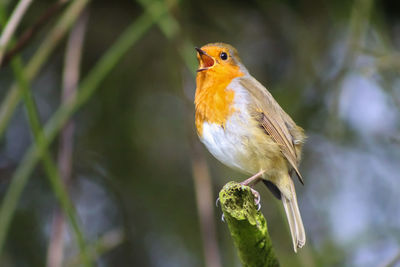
[194,68,244,136]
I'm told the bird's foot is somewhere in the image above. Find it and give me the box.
[240,171,265,211]
[239,181,262,210]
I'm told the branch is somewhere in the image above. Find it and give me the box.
[0,0,33,65]
[219,182,279,267]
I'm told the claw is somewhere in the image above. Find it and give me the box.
[248,188,261,210]
[250,188,261,205]
[221,213,225,222]
[216,197,220,207]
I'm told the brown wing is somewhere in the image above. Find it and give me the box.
[260,112,304,184]
[239,76,305,184]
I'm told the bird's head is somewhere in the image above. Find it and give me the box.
[195,43,247,76]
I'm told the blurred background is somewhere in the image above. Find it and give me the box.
[0,0,399,266]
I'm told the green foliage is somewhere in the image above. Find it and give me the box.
[0,0,169,264]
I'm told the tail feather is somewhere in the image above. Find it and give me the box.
[281,180,306,252]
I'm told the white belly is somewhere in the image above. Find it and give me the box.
[199,81,261,174]
[201,119,253,174]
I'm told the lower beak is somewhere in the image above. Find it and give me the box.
[195,47,214,72]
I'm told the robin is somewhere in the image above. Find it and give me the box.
[194,42,306,252]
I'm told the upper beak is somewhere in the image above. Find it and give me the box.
[195,47,214,72]
[195,47,205,55]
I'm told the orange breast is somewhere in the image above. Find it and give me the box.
[195,66,244,136]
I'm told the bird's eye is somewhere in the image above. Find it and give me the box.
[220,52,228,60]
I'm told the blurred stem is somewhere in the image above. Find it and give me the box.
[66,228,124,267]
[137,1,221,266]
[47,213,66,267]
[0,3,165,260]
[2,0,69,67]
[137,0,196,73]
[46,10,88,267]
[9,56,92,266]
[329,0,373,136]
[0,0,90,141]
[219,182,279,267]
[0,0,33,64]
[190,145,222,267]
[382,251,400,267]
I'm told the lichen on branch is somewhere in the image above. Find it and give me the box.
[219,181,279,267]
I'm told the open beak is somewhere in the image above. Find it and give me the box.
[195,47,214,72]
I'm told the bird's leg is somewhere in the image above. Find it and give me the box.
[241,170,265,187]
[240,170,265,210]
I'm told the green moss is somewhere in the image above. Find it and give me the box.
[219,182,279,267]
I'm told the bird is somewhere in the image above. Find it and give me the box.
[194,42,306,252]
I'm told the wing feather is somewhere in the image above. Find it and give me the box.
[239,76,304,184]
